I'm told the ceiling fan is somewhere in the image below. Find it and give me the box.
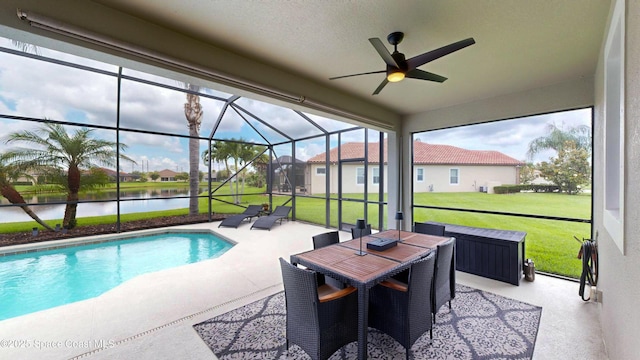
[329,32,475,95]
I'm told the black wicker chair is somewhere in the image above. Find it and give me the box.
[312,231,340,249]
[368,252,436,360]
[312,231,344,288]
[350,224,371,239]
[279,258,358,360]
[414,222,446,236]
[432,237,456,323]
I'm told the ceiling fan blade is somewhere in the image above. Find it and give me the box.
[369,38,399,67]
[329,70,386,80]
[406,37,475,70]
[406,69,447,83]
[372,78,389,95]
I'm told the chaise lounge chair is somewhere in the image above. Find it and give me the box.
[250,206,291,230]
[218,205,263,228]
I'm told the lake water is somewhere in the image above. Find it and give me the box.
[0,187,208,223]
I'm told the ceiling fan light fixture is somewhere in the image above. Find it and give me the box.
[387,71,405,82]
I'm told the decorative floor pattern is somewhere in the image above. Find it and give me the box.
[194,284,541,359]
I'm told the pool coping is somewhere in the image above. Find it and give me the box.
[0,227,237,257]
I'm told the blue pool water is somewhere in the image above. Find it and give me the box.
[0,232,233,321]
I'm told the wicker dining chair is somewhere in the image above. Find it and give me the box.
[368,252,436,360]
[312,231,345,288]
[279,258,358,360]
[414,222,446,236]
[432,237,456,323]
[312,230,340,249]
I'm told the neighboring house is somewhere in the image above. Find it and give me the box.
[306,141,385,195]
[203,170,217,182]
[157,169,178,182]
[95,168,139,182]
[15,170,41,185]
[306,140,524,195]
[530,169,554,185]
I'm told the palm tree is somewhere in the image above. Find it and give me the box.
[0,155,54,231]
[253,152,271,174]
[526,123,591,161]
[4,123,132,229]
[249,149,270,189]
[203,140,235,200]
[203,139,262,204]
[224,141,244,204]
[237,143,263,202]
[184,84,203,216]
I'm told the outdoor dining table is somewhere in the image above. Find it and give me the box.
[290,229,452,360]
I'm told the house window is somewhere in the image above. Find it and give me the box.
[356,167,365,185]
[603,0,625,253]
[416,168,424,182]
[449,168,459,185]
[316,167,326,175]
[372,167,380,185]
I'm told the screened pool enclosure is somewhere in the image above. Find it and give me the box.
[0,36,390,234]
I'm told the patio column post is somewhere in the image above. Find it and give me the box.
[387,130,403,229]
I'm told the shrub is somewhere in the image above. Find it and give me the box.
[10,181,34,186]
[494,184,560,194]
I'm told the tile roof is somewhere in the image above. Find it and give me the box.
[96,167,132,176]
[158,169,178,176]
[307,141,523,166]
[307,141,384,163]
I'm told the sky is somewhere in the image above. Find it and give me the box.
[414,108,592,163]
[0,36,591,174]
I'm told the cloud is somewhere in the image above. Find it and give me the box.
[415,108,592,163]
[233,98,324,140]
[296,142,326,161]
[0,52,118,125]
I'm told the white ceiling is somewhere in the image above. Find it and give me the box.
[94,0,610,116]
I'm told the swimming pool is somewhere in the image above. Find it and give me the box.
[0,231,234,321]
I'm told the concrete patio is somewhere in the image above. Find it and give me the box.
[0,221,606,360]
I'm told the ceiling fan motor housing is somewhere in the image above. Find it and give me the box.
[387,31,404,46]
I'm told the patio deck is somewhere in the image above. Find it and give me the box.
[0,221,606,360]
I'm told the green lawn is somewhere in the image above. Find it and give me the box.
[411,192,591,279]
[2,188,590,278]
[293,192,590,278]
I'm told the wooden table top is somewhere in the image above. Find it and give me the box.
[296,243,356,265]
[293,230,450,285]
[294,245,401,283]
[374,230,452,249]
[340,237,430,263]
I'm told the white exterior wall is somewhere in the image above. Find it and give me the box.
[309,163,515,194]
[594,1,640,359]
[412,165,517,193]
[308,164,388,195]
